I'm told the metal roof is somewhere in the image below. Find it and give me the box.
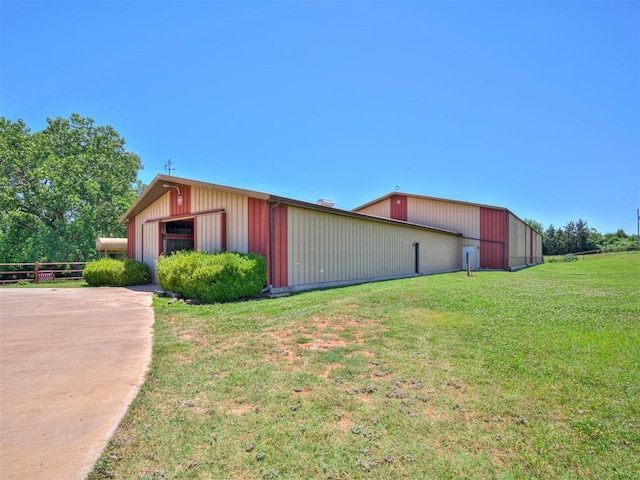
[120,174,462,237]
[353,191,509,213]
[271,194,462,236]
[353,191,540,233]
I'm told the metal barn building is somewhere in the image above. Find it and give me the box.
[120,175,464,293]
[353,193,543,271]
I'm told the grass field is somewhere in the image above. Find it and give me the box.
[90,252,639,479]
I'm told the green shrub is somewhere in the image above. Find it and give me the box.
[83,258,150,286]
[156,250,267,303]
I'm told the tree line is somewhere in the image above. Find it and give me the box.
[1,114,637,263]
[526,218,638,256]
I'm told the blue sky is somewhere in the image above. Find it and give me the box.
[2,1,638,234]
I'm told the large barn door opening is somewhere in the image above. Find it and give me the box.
[162,219,194,255]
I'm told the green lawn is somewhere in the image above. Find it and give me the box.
[90,252,639,479]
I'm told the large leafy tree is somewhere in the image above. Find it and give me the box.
[0,114,144,262]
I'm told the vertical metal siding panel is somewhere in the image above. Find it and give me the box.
[537,233,543,263]
[273,205,288,287]
[298,207,305,285]
[308,210,314,284]
[435,234,462,272]
[196,213,222,252]
[529,228,535,264]
[358,200,391,218]
[127,218,136,259]
[312,212,319,283]
[220,212,227,251]
[287,208,295,286]
[304,210,312,284]
[309,211,316,284]
[135,193,170,269]
[480,207,507,269]
[406,197,480,238]
[289,207,298,286]
[390,195,408,221]
[508,214,527,267]
[508,214,515,267]
[196,214,205,251]
[135,219,142,261]
[320,214,328,283]
[299,209,305,284]
[248,197,269,259]
[284,206,460,288]
[190,187,249,253]
[298,207,305,286]
[170,184,191,217]
[295,208,304,285]
[142,222,159,280]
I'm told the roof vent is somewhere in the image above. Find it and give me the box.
[317,199,335,208]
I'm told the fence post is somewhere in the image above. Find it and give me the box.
[35,262,39,284]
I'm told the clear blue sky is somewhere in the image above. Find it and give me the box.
[2,1,638,234]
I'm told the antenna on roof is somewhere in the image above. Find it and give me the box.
[164,159,174,176]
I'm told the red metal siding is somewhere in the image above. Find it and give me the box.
[248,197,269,283]
[127,217,136,259]
[479,207,507,269]
[248,198,270,257]
[272,205,288,288]
[170,184,191,217]
[390,194,408,221]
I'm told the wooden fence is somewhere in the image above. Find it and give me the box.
[0,262,87,284]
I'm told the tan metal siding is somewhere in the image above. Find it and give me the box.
[191,187,248,252]
[424,232,462,274]
[142,223,160,280]
[196,212,225,252]
[272,205,288,288]
[287,207,459,288]
[508,213,528,267]
[407,197,479,238]
[535,232,544,263]
[357,200,391,218]
[135,193,170,269]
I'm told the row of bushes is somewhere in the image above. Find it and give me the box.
[83,251,267,303]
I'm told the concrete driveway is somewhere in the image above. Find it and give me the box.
[0,286,155,480]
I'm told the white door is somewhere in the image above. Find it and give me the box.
[462,246,477,271]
